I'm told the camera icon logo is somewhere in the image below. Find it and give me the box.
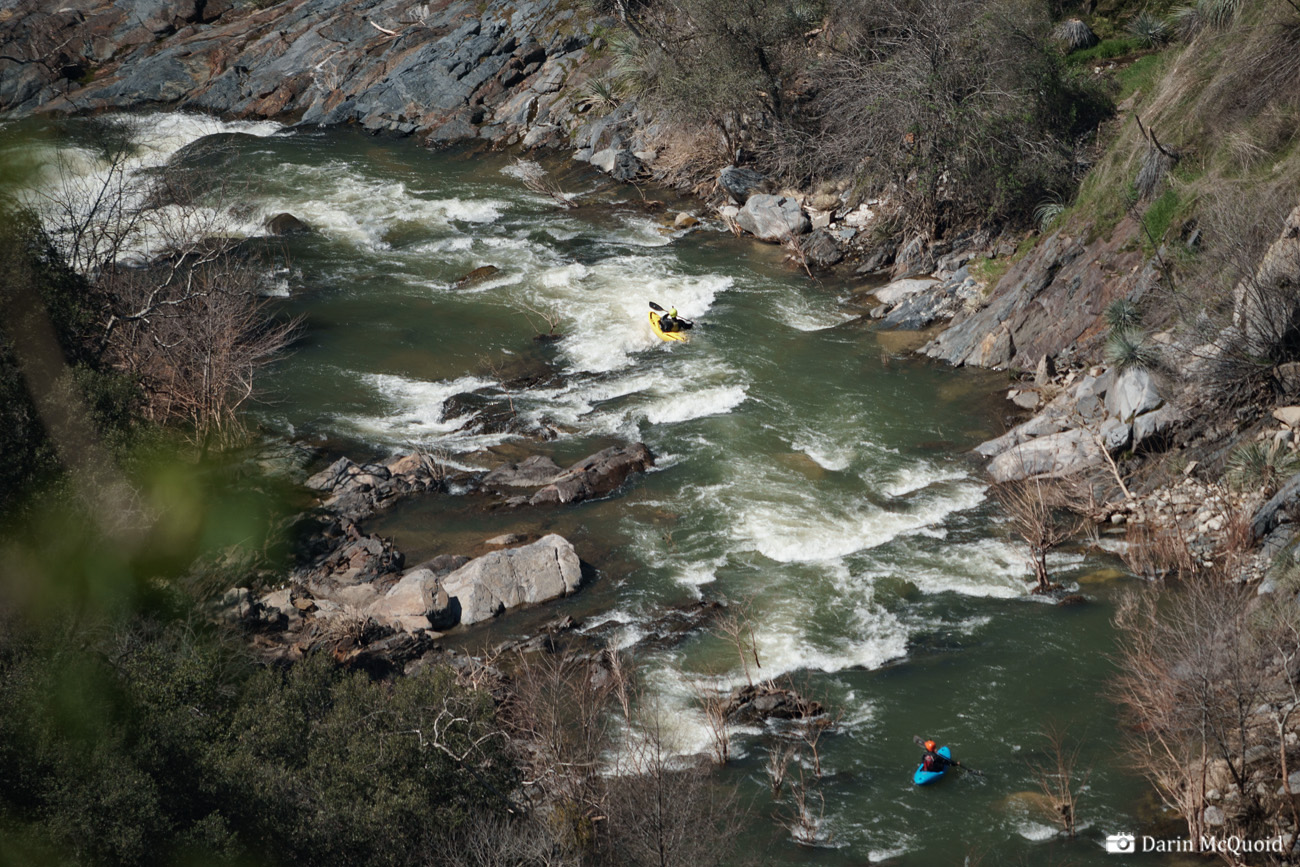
[1105,833,1137,854]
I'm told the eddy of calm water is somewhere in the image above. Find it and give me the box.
[9,113,1173,866]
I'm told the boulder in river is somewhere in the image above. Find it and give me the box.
[368,567,457,632]
[440,533,583,626]
[723,683,824,726]
[483,454,564,487]
[529,443,654,505]
[454,265,501,289]
[265,212,312,236]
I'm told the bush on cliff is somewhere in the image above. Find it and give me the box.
[614,0,1108,232]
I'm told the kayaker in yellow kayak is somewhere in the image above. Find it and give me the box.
[648,301,693,342]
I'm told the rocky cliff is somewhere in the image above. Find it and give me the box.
[1,0,593,149]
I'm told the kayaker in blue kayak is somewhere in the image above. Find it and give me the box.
[920,739,949,773]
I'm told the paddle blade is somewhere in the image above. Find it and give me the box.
[648,301,666,312]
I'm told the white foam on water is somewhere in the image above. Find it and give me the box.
[643,384,749,425]
[751,619,908,680]
[791,431,855,471]
[613,213,674,248]
[728,479,988,564]
[25,112,284,267]
[881,462,970,498]
[253,165,507,251]
[771,292,859,332]
[866,537,1030,598]
[1017,821,1061,842]
[672,558,723,590]
[334,372,496,448]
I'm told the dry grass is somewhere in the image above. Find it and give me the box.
[644,124,731,196]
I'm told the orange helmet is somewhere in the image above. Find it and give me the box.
[924,740,936,751]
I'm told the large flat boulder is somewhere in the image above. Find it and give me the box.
[987,428,1105,482]
[735,194,810,242]
[872,277,939,307]
[441,534,582,625]
[368,568,455,632]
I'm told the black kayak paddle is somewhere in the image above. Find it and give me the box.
[913,735,985,777]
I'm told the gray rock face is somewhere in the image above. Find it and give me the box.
[718,166,767,203]
[441,534,582,625]
[483,454,564,487]
[368,568,455,632]
[924,224,1152,370]
[3,0,591,152]
[529,443,653,506]
[986,428,1105,483]
[1105,367,1162,421]
[1251,471,1300,539]
[735,194,810,242]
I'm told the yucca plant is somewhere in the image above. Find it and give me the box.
[1127,10,1171,47]
[1105,329,1162,372]
[1105,299,1143,333]
[1224,439,1300,494]
[1169,0,1241,39]
[1053,18,1099,51]
[577,77,623,114]
[1034,198,1066,233]
[606,29,654,97]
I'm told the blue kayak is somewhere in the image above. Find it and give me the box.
[913,746,951,785]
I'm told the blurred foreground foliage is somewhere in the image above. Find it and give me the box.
[0,612,516,867]
[0,179,516,866]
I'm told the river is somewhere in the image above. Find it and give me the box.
[7,113,1166,865]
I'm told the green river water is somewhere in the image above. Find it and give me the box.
[9,113,1191,865]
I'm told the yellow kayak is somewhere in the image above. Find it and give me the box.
[649,310,690,342]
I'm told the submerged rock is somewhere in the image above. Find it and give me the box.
[265,212,312,235]
[454,265,501,289]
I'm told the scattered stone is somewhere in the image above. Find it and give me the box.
[674,212,699,229]
[1010,389,1040,411]
[1273,406,1300,428]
